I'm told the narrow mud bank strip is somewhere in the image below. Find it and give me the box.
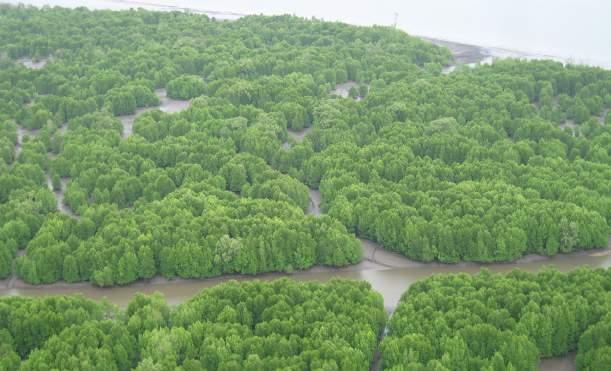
[307,188,321,216]
[539,352,576,371]
[14,125,39,163]
[369,307,394,371]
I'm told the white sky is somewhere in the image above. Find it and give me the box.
[6,0,611,67]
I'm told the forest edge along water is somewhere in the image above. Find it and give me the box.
[2,7,609,371]
[2,33,610,312]
[2,239,608,308]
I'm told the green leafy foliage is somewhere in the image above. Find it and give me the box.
[576,317,611,371]
[0,4,609,289]
[166,75,205,100]
[0,279,385,370]
[0,4,449,284]
[381,268,611,370]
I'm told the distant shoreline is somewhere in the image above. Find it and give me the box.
[108,0,246,18]
[4,1,610,69]
[419,35,611,70]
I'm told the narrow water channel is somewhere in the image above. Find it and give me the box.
[118,88,191,138]
[17,56,49,69]
[1,241,608,310]
[14,126,39,161]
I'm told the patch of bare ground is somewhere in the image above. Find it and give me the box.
[307,188,321,216]
[118,89,192,138]
[287,126,312,143]
[331,81,358,98]
[599,108,608,125]
[559,119,577,135]
[539,352,576,371]
[17,56,50,69]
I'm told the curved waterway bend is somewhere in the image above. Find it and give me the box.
[118,88,191,138]
[3,129,611,316]
[1,235,609,310]
[1,123,610,314]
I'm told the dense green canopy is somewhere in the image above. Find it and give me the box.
[382,267,611,370]
[1,271,609,370]
[1,279,385,370]
[0,4,609,286]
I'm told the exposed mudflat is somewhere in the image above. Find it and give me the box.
[118,106,151,138]
[287,126,312,143]
[17,56,49,69]
[539,352,576,371]
[58,178,78,218]
[1,243,609,308]
[600,108,609,124]
[14,125,40,161]
[360,238,426,268]
[421,37,489,65]
[118,88,191,138]
[560,119,577,135]
[331,81,359,98]
[15,127,23,160]
[424,37,578,75]
[307,188,321,216]
[58,123,67,135]
[156,88,191,113]
[45,174,78,219]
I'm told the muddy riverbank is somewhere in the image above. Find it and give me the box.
[7,177,610,295]
[423,36,586,75]
[539,352,576,371]
[420,37,489,65]
[1,242,609,309]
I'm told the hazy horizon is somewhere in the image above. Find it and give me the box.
[4,0,611,69]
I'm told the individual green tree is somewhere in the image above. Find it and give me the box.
[155,175,176,198]
[358,84,368,98]
[137,246,156,279]
[62,255,79,283]
[116,250,139,285]
[0,242,12,279]
[166,75,205,100]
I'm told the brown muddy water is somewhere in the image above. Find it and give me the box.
[2,185,609,315]
[539,352,576,371]
[1,241,608,310]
